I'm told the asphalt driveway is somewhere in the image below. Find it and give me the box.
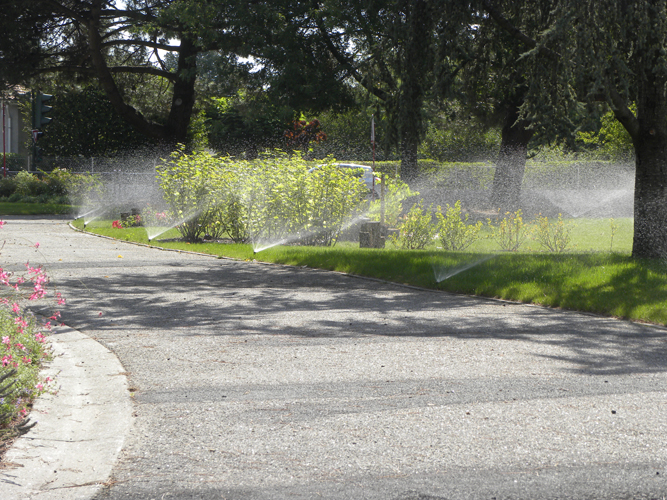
[2,216,667,500]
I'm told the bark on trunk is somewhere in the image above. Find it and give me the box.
[86,3,196,145]
[398,0,434,183]
[400,135,420,182]
[632,81,667,258]
[164,37,197,144]
[490,102,533,213]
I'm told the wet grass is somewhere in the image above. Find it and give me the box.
[0,202,74,215]
[72,217,667,326]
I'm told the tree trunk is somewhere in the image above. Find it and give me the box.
[86,2,196,146]
[400,133,420,182]
[398,0,435,182]
[632,80,667,259]
[490,101,533,213]
[164,37,198,144]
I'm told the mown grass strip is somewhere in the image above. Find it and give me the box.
[72,218,667,326]
[0,202,74,215]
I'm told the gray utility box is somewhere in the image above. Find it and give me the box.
[359,221,385,248]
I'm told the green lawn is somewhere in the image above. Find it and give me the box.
[0,202,74,215]
[72,217,667,326]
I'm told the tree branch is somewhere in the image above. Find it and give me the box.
[42,0,87,24]
[483,0,639,141]
[609,85,639,141]
[85,7,168,139]
[37,65,177,82]
[481,0,559,60]
[315,18,390,102]
[101,39,181,52]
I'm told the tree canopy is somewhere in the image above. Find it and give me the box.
[5,0,667,257]
[483,0,667,257]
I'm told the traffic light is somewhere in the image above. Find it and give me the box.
[33,92,53,129]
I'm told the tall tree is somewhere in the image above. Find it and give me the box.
[0,0,249,145]
[466,1,575,212]
[484,0,667,258]
[312,0,475,181]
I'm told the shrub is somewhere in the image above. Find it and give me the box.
[66,172,104,207]
[0,228,60,442]
[487,210,532,252]
[157,148,367,246]
[0,177,17,198]
[14,171,43,196]
[367,176,419,227]
[436,201,483,251]
[156,146,221,242]
[533,214,573,253]
[392,200,436,250]
[42,168,72,196]
[219,194,249,243]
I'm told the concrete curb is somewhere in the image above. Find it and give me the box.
[1,324,132,500]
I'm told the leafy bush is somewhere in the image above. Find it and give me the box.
[533,214,573,253]
[392,200,436,250]
[42,168,73,196]
[300,161,367,246]
[487,210,532,252]
[0,177,17,198]
[436,201,483,251]
[156,146,221,242]
[0,168,93,206]
[367,176,419,227]
[156,148,367,246]
[14,171,42,196]
[0,228,60,442]
[67,172,104,207]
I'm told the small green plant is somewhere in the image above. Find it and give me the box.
[487,209,531,252]
[610,218,618,251]
[533,213,573,253]
[435,201,483,251]
[391,200,436,250]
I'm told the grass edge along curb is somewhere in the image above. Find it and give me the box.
[69,222,667,328]
[67,221,446,293]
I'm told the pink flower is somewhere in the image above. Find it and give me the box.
[29,284,47,300]
[22,356,32,364]
[0,220,5,228]
[36,383,43,391]
[15,317,28,333]
[112,220,122,229]
[2,355,12,367]
[15,343,25,350]
[12,303,20,314]
[35,332,45,343]
[34,242,40,249]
